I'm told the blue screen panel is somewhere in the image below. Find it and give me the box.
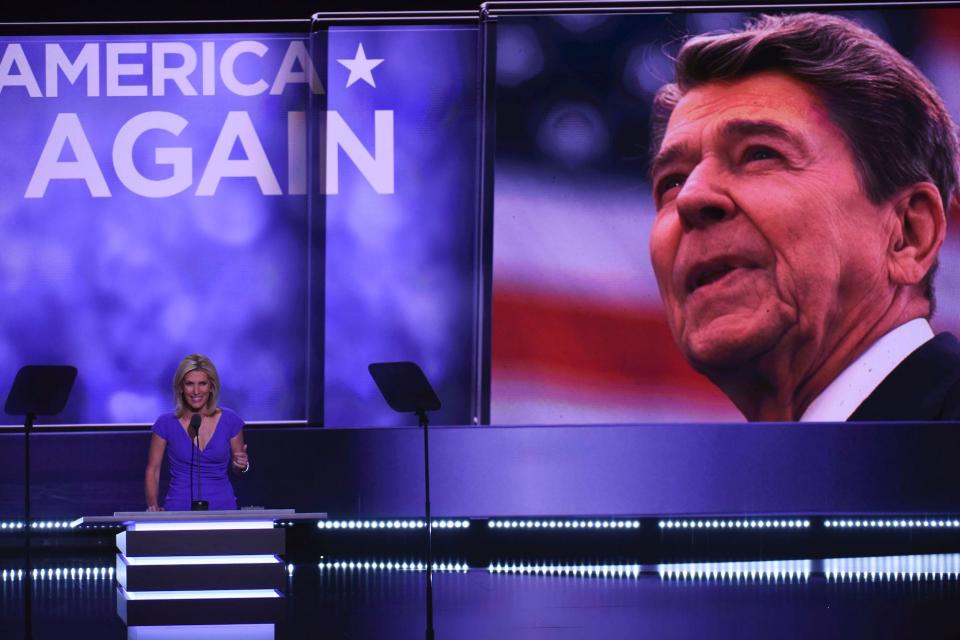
[320,24,481,427]
[0,33,313,424]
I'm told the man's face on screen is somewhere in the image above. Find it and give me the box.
[648,72,892,374]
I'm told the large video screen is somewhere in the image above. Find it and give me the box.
[489,7,960,424]
[0,23,482,427]
[6,7,956,427]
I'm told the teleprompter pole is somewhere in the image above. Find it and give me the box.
[24,411,34,640]
[418,409,434,640]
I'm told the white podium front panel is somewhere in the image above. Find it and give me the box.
[91,510,323,627]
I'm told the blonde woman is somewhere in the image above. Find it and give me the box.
[145,354,249,511]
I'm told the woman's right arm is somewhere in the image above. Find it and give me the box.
[145,433,167,511]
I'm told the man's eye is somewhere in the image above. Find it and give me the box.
[744,146,780,162]
[657,174,686,196]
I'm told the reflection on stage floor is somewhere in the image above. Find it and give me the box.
[2,554,959,639]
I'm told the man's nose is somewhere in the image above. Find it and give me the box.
[675,160,735,229]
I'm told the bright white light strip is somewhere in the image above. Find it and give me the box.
[824,518,960,529]
[0,567,113,581]
[487,519,641,530]
[123,555,280,566]
[129,521,275,531]
[824,554,960,581]
[0,518,122,532]
[318,559,470,573]
[30,521,74,530]
[0,521,73,530]
[658,559,811,582]
[123,588,281,600]
[488,563,644,578]
[317,519,470,530]
[658,518,810,530]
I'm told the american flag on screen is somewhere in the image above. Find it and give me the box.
[490,165,742,424]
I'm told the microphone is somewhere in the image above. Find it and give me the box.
[188,413,201,437]
[188,414,208,511]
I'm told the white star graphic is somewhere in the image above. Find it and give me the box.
[337,43,384,88]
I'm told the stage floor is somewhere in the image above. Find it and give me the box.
[2,554,959,639]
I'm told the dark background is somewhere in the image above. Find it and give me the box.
[5,0,480,23]
[20,0,878,22]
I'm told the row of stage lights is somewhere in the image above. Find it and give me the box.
[319,559,470,572]
[658,559,812,582]
[486,561,813,581]
[823,555,960,581]
[489,519,641,529]
[482,559,960,582]
[313,517,959,532]
[487,556,960,583]
[824,519,960,529]
[317,519,471,530]
[3,516,960,534]
[489,563,644,578]
[659,519,810,530]
[0,521,74,530]
[3,557,958,584]
[1,567,113,581]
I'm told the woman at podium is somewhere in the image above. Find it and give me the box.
[144,354,249,511]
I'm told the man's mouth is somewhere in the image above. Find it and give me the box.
[685,257,759,294]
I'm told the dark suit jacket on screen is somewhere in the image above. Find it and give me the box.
[848,332,960,421]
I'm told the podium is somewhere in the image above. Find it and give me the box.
[74,510,326,628]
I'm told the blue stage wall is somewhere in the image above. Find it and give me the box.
[1,423,957,519]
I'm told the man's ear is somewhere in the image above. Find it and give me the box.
[887,182,947,286]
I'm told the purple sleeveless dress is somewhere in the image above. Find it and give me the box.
[151,407,244,511]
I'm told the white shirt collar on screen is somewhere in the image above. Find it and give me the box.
[799,318,935,422]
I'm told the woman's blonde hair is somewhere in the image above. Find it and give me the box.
[172,354,221,417]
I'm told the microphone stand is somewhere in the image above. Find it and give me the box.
[196,435,204,510]
[191,428,203,510]
[190,429,196,508]
[190,416,207,511]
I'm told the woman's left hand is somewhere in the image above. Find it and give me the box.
[231,444,249,473]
